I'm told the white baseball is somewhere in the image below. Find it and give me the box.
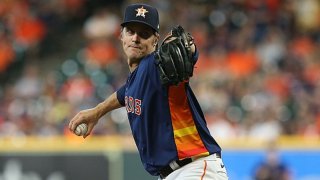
[74,123,88,136]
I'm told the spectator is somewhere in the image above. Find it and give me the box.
[253,141,292,180]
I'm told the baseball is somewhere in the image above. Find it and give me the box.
[74,123,88,136]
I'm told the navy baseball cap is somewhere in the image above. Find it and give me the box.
[121,3,159,33]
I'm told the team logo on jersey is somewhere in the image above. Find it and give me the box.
[136,6,148,18]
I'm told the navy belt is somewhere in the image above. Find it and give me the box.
[159,152,221,179]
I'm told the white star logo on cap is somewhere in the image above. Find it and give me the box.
[135,6,148,18]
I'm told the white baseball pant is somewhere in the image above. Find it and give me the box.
[159,154,228,180]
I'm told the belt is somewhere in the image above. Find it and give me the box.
[159,152,221,179]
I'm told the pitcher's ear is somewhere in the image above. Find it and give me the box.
[154,33,160,45]
[153,39,158,46]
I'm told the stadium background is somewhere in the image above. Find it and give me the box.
[0,0,320,179]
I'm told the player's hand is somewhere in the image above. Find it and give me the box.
[69,108,100,138]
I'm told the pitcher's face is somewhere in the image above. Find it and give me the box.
[121,22,158,63]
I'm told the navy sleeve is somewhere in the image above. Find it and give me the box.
[116,85,126,106]
[149,53,163,86]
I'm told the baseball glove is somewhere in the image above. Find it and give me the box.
[155,25,195,86]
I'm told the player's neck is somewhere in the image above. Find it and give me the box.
[128,62,139,72]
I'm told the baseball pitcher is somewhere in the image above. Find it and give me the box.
[69,3,228,180]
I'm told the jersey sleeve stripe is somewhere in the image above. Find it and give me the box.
[173,125,197,138]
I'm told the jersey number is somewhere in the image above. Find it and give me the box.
[125,96,141,115]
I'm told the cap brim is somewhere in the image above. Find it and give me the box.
[121,20,158,33]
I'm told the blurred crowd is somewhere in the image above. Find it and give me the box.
[0,0,320,141]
